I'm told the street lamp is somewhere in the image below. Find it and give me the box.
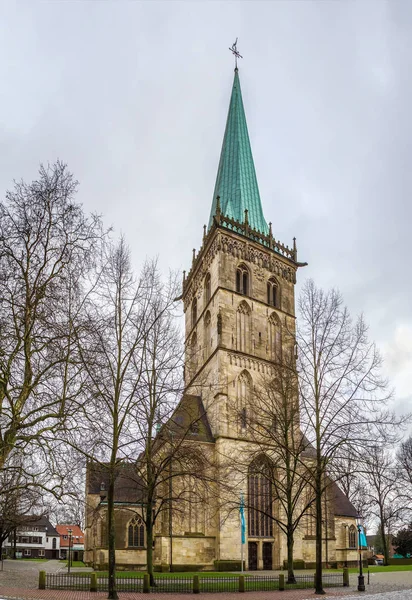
[357,519,365,592]
[67,528,73,574]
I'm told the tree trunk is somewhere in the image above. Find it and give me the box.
[314,473,325,594]
[286,526,296,584]
[107,470,118,600]
[146,501,154,587]
[380,520,389,566]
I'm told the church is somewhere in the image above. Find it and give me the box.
[84,67,359,571]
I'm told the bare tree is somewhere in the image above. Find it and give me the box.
[364,446,401,565]
[297,280,403,594]
[0,161,102,475]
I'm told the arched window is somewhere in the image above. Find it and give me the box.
[267,278,279,308]
[236,264,249,296]
[204,273,211,304]
[248,457,273,537]
[237,370,252,430]
[128,516,145,548]
[268,313,281,362]
[348,525,357,549]
[236,301,251,353]
[204,311,211,358]
[191,298,197,328]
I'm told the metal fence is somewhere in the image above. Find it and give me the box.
[44,571,344,593]
[150,576,193,593]
[46,573,91,590]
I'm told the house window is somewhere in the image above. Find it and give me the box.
[63,535,68,540]
[191,298,197,329]
[128,516,145,548]
[24,549,31,556]
[52,538,57,549]
[236,264,249,296]
[204,273,211,304]
[39,549,45,557]
[349,525,357,549]
[267,278,279,307]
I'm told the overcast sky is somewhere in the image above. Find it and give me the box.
[1,0,411,417]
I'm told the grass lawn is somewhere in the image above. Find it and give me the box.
[60,560,86,568]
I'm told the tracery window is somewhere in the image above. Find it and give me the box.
[236,264,249,296]
[128,516,145,548]
[248,457,273,537]
[267,278,279,308]
[348,525,357,549]
[204,273,211,304]
[190,332,198,376]
[268,313,281,362]
[236,301,251,353]
[191,298,197,329]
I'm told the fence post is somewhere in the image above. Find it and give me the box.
[193,575,200,594]
[143,573,150,593]
[90,572,97,592]
[343,567,349,587]
[39,570,46,590]
[239,575,245,592]
[279,573,285,591]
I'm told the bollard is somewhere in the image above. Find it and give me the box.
[239,575,245,592]
[143,573,150,593]
[279,573,285,591]
[193,575,200,594]
[343,568,349,587]
[39,570,46,590]
[90,572,97,592]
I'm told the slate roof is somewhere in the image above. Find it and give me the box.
[209,69,268,234]
[87,462,146,504]
[20,515,59,536]
[331,482,359,518]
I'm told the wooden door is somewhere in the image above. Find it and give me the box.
[262,542,273,570]
[248,541,258,570]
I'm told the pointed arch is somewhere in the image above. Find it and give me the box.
[204,310,211,358]
[128,515,145,548]
[236,263,250,296]
[191,298,197,329]
[237,370,252,430]
[348,525,357,549]
[267,277,280,308]
[190,332,198,376]
[248,455,273,537]
[204,272,211,305]
[236,300,251,353]
[268,312,282,362]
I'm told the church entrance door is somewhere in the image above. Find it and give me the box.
[248,542,257,570]
[262,542,273,570]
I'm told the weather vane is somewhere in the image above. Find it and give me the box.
[229,38,243,69]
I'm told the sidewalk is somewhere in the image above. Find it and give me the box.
[0,586,365,600]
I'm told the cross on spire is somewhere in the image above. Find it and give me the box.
[229,38,243,70]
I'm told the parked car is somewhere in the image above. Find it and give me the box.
[375,559,384,565]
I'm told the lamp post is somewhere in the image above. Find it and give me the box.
[67,528,73,574]
[357,521,365,592]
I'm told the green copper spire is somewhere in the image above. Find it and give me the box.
[209,69,268,234]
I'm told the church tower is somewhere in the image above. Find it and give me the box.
[182,68,302,435]
[181,68,305,568]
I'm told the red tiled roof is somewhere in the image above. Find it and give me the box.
[56,524,84,547]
